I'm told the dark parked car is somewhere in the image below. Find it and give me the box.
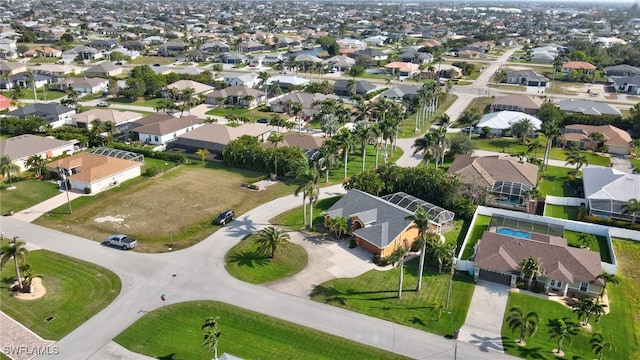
[214,209,235,226]
[256,118,269,124]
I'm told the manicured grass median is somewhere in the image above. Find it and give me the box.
[0,249,121,340]
[311,258,476,336]
[0,179,61,215]
[114,300,410,360]
[269,196,341,231]
[224,234,307,284]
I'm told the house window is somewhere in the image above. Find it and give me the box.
[550,280,563,289]
[154,136,159,142]
[580,282,588,292]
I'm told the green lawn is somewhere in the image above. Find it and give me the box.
[398,94,458,139]
[0,249,121,340]
[114,301,410,360]
[0,89,65,101]
[544,204,579,220]
[0,179,61,215]
[128,56,175,66]
[538,165,576,197]
[473,137,611,166]
[459,96,493,118]
[224,234,308,284]
[269,196,341,231]
[563,230,611,263]
[108,97,167,108]
[311,258,476,336]
[461,215,491,259]
[323,146,403,184]
[630,158,640,172]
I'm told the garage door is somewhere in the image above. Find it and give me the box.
[479,269,511,286]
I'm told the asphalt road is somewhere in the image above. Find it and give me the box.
[1,185,516,360]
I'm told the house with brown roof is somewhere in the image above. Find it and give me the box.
[73,109,143,130]
[490,95,543,115]
[46,152,142,194]
[23,47,62,58]
[457,50,480,59]
[561,61,597,76]
[473,228,603,297]
[131,114,203,147]
[165,79,214,96]
[0,134,76,171]
[0,60,26,75]
[562,124,632,155]
[168,123,271,158]
[204,86,266,109]
[447,155,538,213]
[384,62,420,77]
[84,62,123,77]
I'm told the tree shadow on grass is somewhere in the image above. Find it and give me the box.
[410,316,426,327]
[157,354,177,360]
[310,285,347,305]
[516,346,547,359]
[227,249,270,268]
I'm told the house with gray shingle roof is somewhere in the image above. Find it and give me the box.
[4,102,76,128]
[169,123,270,158]
[323,190,454,257]
[0,134,77,171]
[378,85,419,103]
[558,99,621,116]
[205,86,266,108]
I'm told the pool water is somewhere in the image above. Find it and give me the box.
[496,227,531,239]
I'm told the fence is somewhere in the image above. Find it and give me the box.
[545,195,586,207]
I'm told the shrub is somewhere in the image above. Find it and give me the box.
[582,214,640,231]
[349,238,357,248]
[83,187,91,194]
[112,143,187,164]
[144,167,160,177]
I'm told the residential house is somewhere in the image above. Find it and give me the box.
[4,103,76,128]
[223,72,260,88]
[558,99,621,116]
[583,167,640,221]
[363,35,387,47]
[336,38,366,51]
[157,42,189,56]
[270,92,339,117]
[384,62,420,77]
[378,85,419,102]
[202,40,230,53]
[142,36,166,45]
[323,190,455,256]
[168,123,271,158]
[0,38,16,59]
[33,64,78,76]
[333,80,377,97]
[73,109,143,130]
[352,48,388,62]
[132,114,203,148]
[86,39,117,50]
[506,70,549,87]
[205,86,266,109]
[0,60,26,75]
[399,49,433,64]
[611,75,640,95]
[324,55,355,71]
[7,71,55,91]
[562,124,632,155]
[491,95,543,115]
[457,50,480,59]
[447,154,539,213]
[0,134,76,171]
[263,133,325,155]
[23,46,61,58]
[473,227,602,297]
[264,76,309,92]
[84,62,123,77]
[238,40,267,53]
[61,46,103,63]
[420,64,462,79]
[46,151,143,194]
[221,52,248,64]
[166,79,214,96]
[561,61,597,76]
[476,111,542,136]
[105,46,140,60]
[604,64,640,77]
[50,77,108,94]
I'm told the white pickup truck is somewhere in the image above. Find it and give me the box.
[105,234,137,250]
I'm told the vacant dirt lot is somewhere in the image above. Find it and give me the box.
[35,164,293,252]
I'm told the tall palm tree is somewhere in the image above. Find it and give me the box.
[506,306,541,344]
[548,318,578,355]
[572,298,594,326]
[9,85,25,107]
[622,198,640,223]
[412,132,436,168]
[0,240,30,290]
[526,139,543,158]
[520,256,543,290]
[457,108,481,140]
[294,169,319,227]
[510,118,536,143]
[541,119,562,170]
[430,126,449,168]
[353,121,377,172]
[333,128,356,179]
[590,332,615,360]
[255,226,290,259]
[202,316,222,360]
[405,207,431,291]
[565,149,588,171]
[25,154,47,179]
[316,138,340,183]
[0,155,20,188]
[180,87,196,116]
[596,272,620,300]
[25,70,37,102]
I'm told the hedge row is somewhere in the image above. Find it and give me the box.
[112,143,188,164]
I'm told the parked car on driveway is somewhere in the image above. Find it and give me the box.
[213,210,235,226]
[105,234,137,250]
[96,101,110,107]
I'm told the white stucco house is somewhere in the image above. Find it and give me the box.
[0,134,77,171]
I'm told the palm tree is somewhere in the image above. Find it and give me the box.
[590,332,615,360]
[0,240,30,290]
[622,198,640,223]
[457,108,481,140]
[255,226,290,259]
[520,256,543,290]
[596,272,620,300]
[316,139,340,183]
[353,121,377,172]
[572,298,594,325]
[103,121,117,145]
[526,139,543,158]
[541,119,562,170]
[25,70,37,102]
[333,128,356,179]
[202,316,222,360]
[294,169,319,227]
[588,132,605,150]
[565,149,588,171]
[506,306,541,345]
[510,118,536,143]
[430,126,449,168]
[180,87,196,116]
[0,155,20,188]
[405,207,431,291]
[195,148,210,166]
[548,318,578,355]
[328,216,349,238]
[412,132,436,168]
[25,154,47,179]
[396,246,409,298]
[433,241,455,274]
[9,85,25,107]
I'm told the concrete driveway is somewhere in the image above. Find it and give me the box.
[458,280,510,353]
[266,232,386,297]
[609,154,634,174]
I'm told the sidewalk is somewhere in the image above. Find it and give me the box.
[0,312,56,360]
[11,191,83,223]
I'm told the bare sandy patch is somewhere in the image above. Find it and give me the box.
[11,277,46,300]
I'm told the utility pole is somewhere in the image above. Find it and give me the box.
[445,246,457,311]
[58,168,72,214]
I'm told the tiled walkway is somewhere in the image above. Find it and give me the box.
[0,312,56,360]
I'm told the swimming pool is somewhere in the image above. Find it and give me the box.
[496,227,531,239]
